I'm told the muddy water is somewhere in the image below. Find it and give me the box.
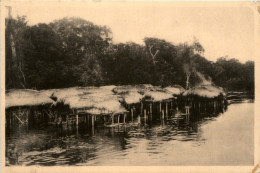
[6,101,254,166]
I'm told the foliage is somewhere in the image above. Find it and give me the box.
[5,16,254,95]
[5,16,28,89]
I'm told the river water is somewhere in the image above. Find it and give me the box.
[6,101,254,166]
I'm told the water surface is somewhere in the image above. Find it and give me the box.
[6,102,254,166]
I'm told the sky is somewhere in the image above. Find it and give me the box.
[6,2,258,63]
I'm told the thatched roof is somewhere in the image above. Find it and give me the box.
[143,86,177,102]
[144,91,174,102]
[183,84,225,98]
[113,85,177,103]
[52,85,127,114]
[164,85,185,95]
[6,83,224,111]
[112,85,147,104]
[5,89,54,108]
[112,84,154,94]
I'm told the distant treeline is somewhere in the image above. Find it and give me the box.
[5,16,254,95]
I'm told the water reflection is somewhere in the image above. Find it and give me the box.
[6,102,254,166]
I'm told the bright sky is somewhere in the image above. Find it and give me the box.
[7,2,257,63]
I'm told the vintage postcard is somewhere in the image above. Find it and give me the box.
[1,1,259,173]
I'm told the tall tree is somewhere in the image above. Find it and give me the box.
[5,11,28,89]
[50,17,112,86]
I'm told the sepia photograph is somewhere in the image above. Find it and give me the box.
[1,1,259,172]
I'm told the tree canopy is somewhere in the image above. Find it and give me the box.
[5,16,254,95]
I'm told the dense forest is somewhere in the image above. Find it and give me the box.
[5,16,254,95]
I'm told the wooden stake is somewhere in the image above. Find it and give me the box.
[76,113,79,126]
[55,113,57,123]
[140,102,143,115]
[123,113,126,124]
[10,112,12,127]
[166,102,168,119]
[117,114,120,125]
[162,109,165,119]
[92,115,95,128]
[111,114,114,125]
[149,103,152,115]
[131,108,134,122]
[144,109,146,119]
[159,102,162,115]
[66,115,69,126]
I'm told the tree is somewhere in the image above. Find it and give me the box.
[175,40,205,89]
[22,23,66,89]
[143,37,180,86]
[5,15,28,89]
[5,16,254,95]
[50,17,112,86]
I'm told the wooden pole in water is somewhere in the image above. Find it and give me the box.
[149,103,152,116]
[123,113,126,124]
[26,110,29,127]
[35,111,38,127]
[66,114,69,127]
[138,115,141,124]
[10,112,13,127]
[187,107,190,121]
[140,102,143,115]
[92,115,95,128]
[162,109,165,120]
[176,100,179,111]
[55,113,57,124]
[144,109,147,124]
[76,112,79,126]
[159,102,162,117]
[7,112,9,128]
[131,108,134,122]
[103,115,106,123]
[166,102,168,119]
[92,117,95,135]
[111,114,114,125]
[117,114,120,125]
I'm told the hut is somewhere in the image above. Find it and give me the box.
[112,85,146,123]
[182,84,227,115]
[5,89,55,129]
[5,83,227,129]
[51,86,128,127]
[142,86,178,120]
[113,85,179,121]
